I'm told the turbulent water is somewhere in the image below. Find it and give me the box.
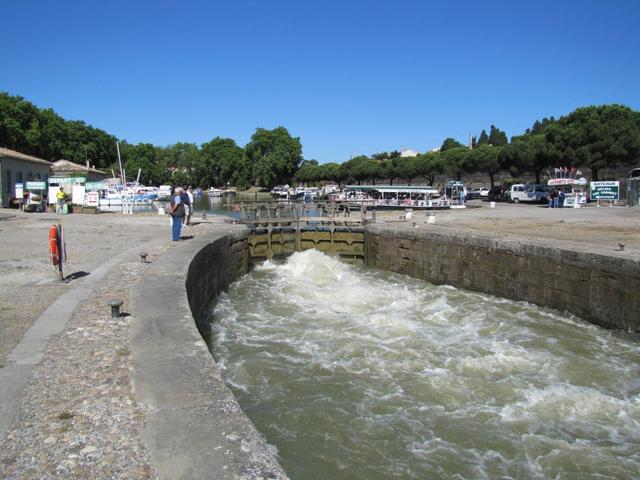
[211,250,640,480]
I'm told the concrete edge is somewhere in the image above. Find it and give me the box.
[129,224,288,480]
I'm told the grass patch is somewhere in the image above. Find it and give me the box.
[57,411,74,420]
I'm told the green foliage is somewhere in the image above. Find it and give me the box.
[477,129,489,146]
[121,142,165,185]
[545,105,640,180]
[488,125,508,146]
[466,145,501,187]
[0,92,117,168]
[3,91,639,188]
[441,147,469,180]
[371,150,401,161]
[245,127,302,187]
[440,137,466,152]
[200,137,246,188]
[414,152,443,185]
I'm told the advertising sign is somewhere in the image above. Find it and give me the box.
[48,176,86,184]
[85,181,107,190]
[15,183,24,198]
[25,181,47,190]
[86,191,99,207]
[590,181,619,200]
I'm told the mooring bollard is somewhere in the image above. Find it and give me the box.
[139,252,148,263]
[202,212,207,220]
[619,243,625,251]
[107,299,123,318]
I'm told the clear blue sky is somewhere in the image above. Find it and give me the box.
[1,0,639,163]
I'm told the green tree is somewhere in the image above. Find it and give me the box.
[467,145,501,187]
[546,105,640,180]
[200,137,246,188]
[499,134,557,183]
[477,129,489,146]
[440,137,466,152]
[121,142,164,185]
[245,127,302,187]
[488,125,508,146]
[441,147,469,180]
[415,152,443,185]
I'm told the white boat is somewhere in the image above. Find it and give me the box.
[271,185,290,199]
[342,185,447,210]
[98,187,153,208]
[207,188,223,197]
[156,185,172,201]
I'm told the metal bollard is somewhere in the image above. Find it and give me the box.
[202,212,207,220]
[107,299,123,318]
[619,243,625,251]
[139,252,148,263]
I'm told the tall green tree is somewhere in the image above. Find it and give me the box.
[245,127,302,187]
[467,145,502,187]
[545,104,640,180]
[477,129,489,146]
[200,137,246,188]
[488,125,508,146]
[440,137,466,152]
[441,147,469,180]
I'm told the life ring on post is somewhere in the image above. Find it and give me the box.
[49,225,60,266]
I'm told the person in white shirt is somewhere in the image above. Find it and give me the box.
[186,186,194,225]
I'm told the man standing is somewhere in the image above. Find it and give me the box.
[56,187,65,214]
[168,187,185,241]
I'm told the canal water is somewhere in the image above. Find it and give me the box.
[211,250,640,480]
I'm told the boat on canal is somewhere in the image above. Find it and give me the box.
[340,185,450,210]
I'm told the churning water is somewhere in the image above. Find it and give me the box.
[211,250,640,480]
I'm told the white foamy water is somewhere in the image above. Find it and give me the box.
[211,249,640,480]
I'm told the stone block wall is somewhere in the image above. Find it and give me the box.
[365,225,640,330]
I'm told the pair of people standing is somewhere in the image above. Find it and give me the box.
[548,188,565,208]
[168,186,194,241]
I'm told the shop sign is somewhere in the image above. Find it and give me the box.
[15,183,24,198]
[85,181,107,190]
[590,181,619,200]
[49,176,86,184]
[26,181,47,190]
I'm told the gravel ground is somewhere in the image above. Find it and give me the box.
[0,203,637,479]
[374,200,640,257]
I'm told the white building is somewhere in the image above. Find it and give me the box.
[0,147,52,207]
[400,148,421,157]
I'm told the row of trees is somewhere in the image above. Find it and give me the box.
[118,127,302,188]
[0,92,303,188]
[1,92,639,188]
[295,105,640,187]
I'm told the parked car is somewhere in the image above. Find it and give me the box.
[509,184,551,203]
[487,186,509,201]
[467,187,490,200]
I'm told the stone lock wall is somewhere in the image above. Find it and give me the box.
[365,225,640,330]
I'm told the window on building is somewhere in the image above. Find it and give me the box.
[17,172,23,183]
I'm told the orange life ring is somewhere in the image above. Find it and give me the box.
[49,225,59,266]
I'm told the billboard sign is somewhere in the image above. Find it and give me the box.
[590,181,619,200]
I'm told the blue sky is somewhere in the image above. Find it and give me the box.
[1,0,639,163]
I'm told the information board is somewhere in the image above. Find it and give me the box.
[25,181,47,190]
[590,181,619,200]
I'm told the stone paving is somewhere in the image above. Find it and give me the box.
[0,250,164,479]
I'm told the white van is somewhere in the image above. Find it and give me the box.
[509,184,550,203]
